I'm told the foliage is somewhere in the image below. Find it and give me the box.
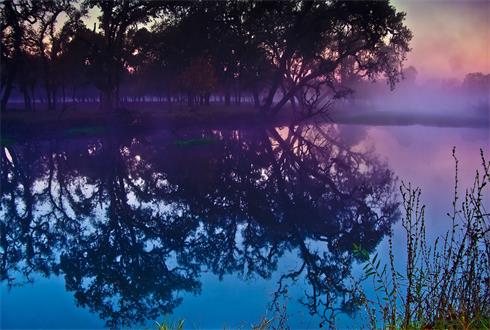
[152,319,184,330]
[1,0,412,114]
[173,137,216,148]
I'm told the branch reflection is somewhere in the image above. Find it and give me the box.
[1,124,399,327]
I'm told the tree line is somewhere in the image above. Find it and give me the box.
[1,0,412,115]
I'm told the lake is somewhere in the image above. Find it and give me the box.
[1,123,488,329]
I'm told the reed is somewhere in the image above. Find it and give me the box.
[354,148,490,329]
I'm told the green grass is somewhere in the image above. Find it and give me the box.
[173,137,217,147]
[1,104,271,138]
[64,125,106,137]
[0,136,16,147]
[152,319,184,330]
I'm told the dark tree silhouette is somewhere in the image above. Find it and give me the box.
[0,0,40,110]
[2,0,412,115]
[81,0,178,110]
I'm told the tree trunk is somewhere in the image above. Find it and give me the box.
[101,90,113,111]
[225,91,230,106]
[1,77,14,111]
[1,0,22,111]
[253,88,260,109]
[21,84,32,111]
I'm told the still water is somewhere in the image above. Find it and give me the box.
[1,123,488,329]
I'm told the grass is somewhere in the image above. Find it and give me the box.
[64,125,106,137]
[1,104,265,127]
[153,319,185,330]
[173,137,217,147]
[149,318,274,330]
[0,136,16,146]
[353,148,490,329]
[1,104,279,141]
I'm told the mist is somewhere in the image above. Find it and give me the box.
[333,69,490,127]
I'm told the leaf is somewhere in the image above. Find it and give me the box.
[381,265,387,276]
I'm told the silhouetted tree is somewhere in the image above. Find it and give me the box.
[462,72,490,94]
[82,0,176,110]
[26,0,79,110]
[0,0,40,110]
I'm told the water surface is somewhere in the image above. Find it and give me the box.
[1,123,488,329]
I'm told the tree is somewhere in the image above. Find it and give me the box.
[403,65,418,83]
[82,0,175,110]
[239,1,412,116]
[57,26,97,103]
[0,0,40,111]
[178,56,217,106]
[462,72,490,94]
[26,0,78,110]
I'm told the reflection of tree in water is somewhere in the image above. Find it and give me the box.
[0,124,399,328]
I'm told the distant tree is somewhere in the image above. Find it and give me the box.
[178,56,217,106]
[403,65,418,83]
[462,72,490,94]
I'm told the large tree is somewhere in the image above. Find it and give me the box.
[26,0,79,110]
[82,0,179,110]
[240,1,412,116]
[0,0,40,111]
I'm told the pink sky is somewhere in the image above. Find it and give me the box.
[394,0,490,81]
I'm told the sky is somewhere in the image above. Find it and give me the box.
[394,0,490,81]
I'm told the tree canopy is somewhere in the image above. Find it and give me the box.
[1,0,412,115]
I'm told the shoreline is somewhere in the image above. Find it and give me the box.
[1,105,488,145]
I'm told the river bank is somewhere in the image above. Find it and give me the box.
[1,103,488,145]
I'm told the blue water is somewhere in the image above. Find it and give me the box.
[1,123,488,329]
